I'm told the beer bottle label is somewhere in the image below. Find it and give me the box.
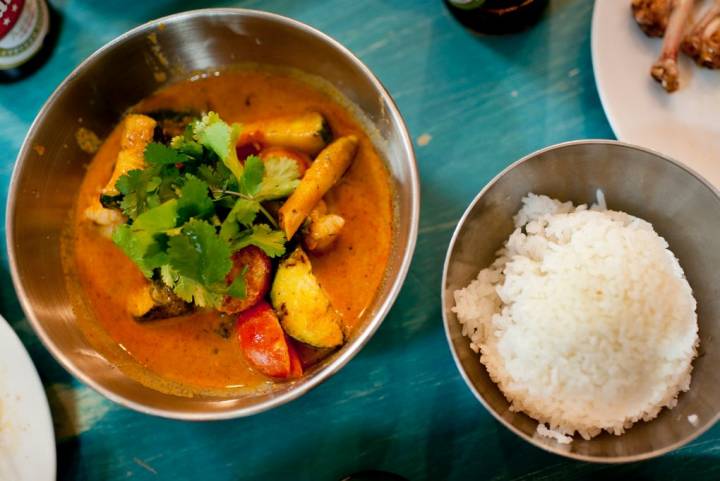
[0,0,49,70]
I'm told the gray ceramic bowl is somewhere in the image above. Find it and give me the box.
[7,9,419,420]
[442,140,720,462]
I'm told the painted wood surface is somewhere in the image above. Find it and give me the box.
[1,0,718,479]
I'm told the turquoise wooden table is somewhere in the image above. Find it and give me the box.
[2,0,719,479]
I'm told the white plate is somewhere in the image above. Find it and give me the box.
[592,0,720,187]
[0,318,55,481]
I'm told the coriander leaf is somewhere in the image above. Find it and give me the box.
[167,233,206,285]
[168,219,232,287]
[231,224,287,258]
[166,219,236,308]
[170,125,203,157]
[197,164,221,189]
[256,156,301,201]
[222,121,243,182]
[143,236,170,271]
[197,162,236,194]
[115,169,144,196]
[192,112,243,182]
[198,122,230,159]
[144,142,187,165]
[112,225,166,277]
[145,176,162,192]
[227,273,246,299]
[162,261,242,309]
[115,169,161,219]
[112,225,150,276]
[220,199,260,241]
[146,192,161,210]
[228,199,260,227]
[133,199,178,232]
[177,175,213,223]
[169,269,224,308]
[160,264,176,287]
[239,155,264,197]
[112,200,177,277]
[119,196,138,220]
[155,164,182,202]
[194,113,229,159]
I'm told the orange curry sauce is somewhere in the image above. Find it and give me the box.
[65,69,393,396]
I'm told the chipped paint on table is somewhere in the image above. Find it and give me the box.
[0,0,718,480]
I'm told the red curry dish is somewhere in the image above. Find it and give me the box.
[64,69,393,396]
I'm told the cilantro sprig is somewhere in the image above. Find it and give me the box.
[212,155,300,230]
[109,111,301,309]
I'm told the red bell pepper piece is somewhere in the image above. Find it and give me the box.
[237,302,303,379]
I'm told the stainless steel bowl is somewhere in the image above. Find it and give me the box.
[7,9,419,420]
[442,140,720,462]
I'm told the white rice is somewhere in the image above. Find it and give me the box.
[452,193,698,441]
[536,423,573,445]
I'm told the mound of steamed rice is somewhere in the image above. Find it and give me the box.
[452,193,698,441]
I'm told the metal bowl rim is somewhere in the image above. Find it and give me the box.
[6,7,420,421]
[440,139,720,463]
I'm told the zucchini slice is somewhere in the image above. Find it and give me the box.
[270,247,344,348]
[240,112,332,155]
